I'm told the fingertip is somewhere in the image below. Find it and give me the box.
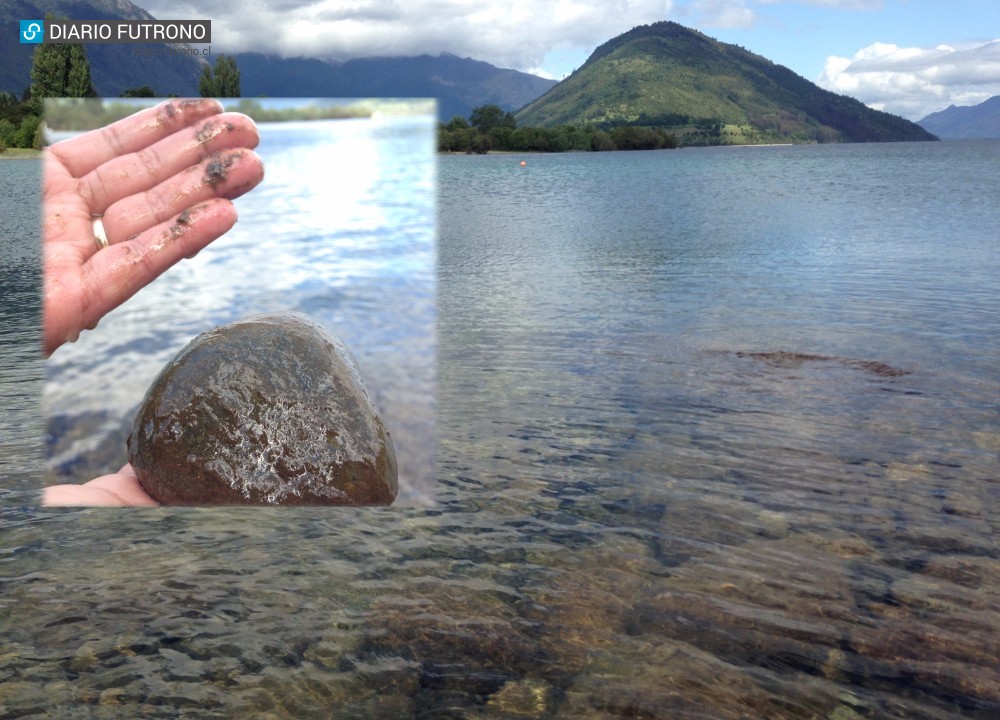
[154,98,226,132]
[228,111,261,148]
[181,197,237,236]
[207,149,264,201]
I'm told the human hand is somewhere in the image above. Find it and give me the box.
[43,98,264,356]
[43,464,158,506]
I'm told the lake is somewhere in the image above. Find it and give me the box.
[0,157,44,505]
[2,138,998,718]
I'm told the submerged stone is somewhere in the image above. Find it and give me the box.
[127,312,397,506]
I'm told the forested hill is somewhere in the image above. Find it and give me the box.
[516,22,937,144]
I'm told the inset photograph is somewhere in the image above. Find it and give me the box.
[43,98,436,506]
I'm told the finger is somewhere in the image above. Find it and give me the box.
[48,98,225,178]
[82,198,238,324]
[46,199,238,355]
[101,148,264,244]
[43,484,132,506]
[43,465,159,506]
[89,465,159,506]
[79,112,260,215]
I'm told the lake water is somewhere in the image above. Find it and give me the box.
[0,158,44,505]
[2,139,999,718]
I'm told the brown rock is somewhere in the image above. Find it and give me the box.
[127,312,397,505]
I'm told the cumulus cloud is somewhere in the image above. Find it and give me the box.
[139,0,676,73]
[818,38,1000,119]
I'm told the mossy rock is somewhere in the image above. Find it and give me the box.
[127,312,397,506]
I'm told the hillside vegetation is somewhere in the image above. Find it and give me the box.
[517,22,936,145]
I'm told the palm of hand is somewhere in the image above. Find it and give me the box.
[41,99,265,505]
[43,98,264,355]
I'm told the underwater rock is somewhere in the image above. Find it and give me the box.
[127,312,397,506]
[733,351,910,377]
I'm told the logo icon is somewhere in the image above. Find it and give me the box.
[20,20,44,43]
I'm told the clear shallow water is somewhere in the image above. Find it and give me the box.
[435,142,999,717]
[43,116,437,501]
[1,140,998,718]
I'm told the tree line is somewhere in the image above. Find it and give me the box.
[2,16,240,153]
[438,104,678,154]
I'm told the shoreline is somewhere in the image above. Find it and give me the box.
[0,149,43,160]
[438,141,801,156]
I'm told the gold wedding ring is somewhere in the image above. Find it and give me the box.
[93,217,109,250]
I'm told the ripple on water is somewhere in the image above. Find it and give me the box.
[3,142,998,718]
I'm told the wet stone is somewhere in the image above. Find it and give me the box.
[127,312,397,506]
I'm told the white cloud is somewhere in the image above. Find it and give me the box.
[818,38,1000,119]
[138,0,676,74]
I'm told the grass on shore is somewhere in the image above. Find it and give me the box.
[0,148,43,159]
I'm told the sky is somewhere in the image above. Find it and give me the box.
[137,0,1000,120]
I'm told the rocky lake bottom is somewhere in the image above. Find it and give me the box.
[1,135,997,718]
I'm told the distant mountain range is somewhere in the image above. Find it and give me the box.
[517,22,935,143]
[233,53,556,121]
[0,0,554,119]
[918,96,1000,139]
[2,2,941,143]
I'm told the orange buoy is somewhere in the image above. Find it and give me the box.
[520,160,527,167]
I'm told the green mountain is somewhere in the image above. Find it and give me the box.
[516,22,937,144]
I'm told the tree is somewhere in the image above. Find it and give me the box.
[65,45,97,97]
[14,115,42,149]
[29,15,96,113]
[487,125,514,149]
[0,119,16,148]
[32,119,46,150]
[445,115,469,132]
[121,85,157,98]
[437,123,452,152]
[469,104,515,133]
[198,65,215,97]
[215,55,241,97]
[470,132,491,154]
[200,55,241,97]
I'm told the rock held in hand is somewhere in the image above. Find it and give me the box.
[127,312,397,506]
